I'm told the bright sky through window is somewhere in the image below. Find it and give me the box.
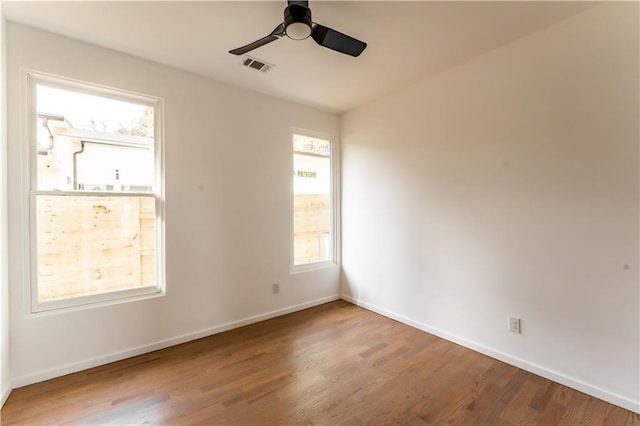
[37,85,153,138]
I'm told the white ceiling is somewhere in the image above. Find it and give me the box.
[3,1,595,113]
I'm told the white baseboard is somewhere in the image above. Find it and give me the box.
[11,295,340,389]
[341,295,640,414]
[1,382,11,407]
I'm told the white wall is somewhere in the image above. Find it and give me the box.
[6,23,340,387]
[0,3,11,406]
[341,3,639,412]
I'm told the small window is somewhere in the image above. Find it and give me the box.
[27,73,164,312]
[292,133,333,269]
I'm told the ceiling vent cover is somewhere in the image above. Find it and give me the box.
[241,56,274,73]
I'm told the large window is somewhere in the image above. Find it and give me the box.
[27,73,164,312]
[292,133,334,269]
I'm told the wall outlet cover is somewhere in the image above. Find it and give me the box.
[509,316,521,334]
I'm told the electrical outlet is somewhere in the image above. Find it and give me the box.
[509,316,521,334]
[272,283,280,294]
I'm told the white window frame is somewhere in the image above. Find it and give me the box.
[24,70,165,314]
[290,129,338,273]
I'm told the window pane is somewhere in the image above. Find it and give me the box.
[36,85,154,192]
[293,135,331,266]
[293,134,331,156]
[37,86,153,137]
[36,194,156,302]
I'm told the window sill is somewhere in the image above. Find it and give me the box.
[291,260,337,275]
[29,286,165,317]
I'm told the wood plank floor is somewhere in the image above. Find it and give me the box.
[1,300,638,425]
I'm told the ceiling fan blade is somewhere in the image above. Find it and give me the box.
[287,1,309,8]
[229,24,286,55]
[311,24,367,57]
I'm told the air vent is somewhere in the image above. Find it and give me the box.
[241,56,274,73]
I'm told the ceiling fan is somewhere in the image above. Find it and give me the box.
[229,0,367,58]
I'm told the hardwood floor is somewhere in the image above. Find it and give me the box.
[2,300,638,425]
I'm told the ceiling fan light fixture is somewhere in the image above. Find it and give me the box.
[284,4,312,40]
[285,22,311,40]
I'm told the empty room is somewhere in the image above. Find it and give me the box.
[0,1,638,424]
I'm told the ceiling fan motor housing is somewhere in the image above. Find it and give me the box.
[284,4,312,40]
